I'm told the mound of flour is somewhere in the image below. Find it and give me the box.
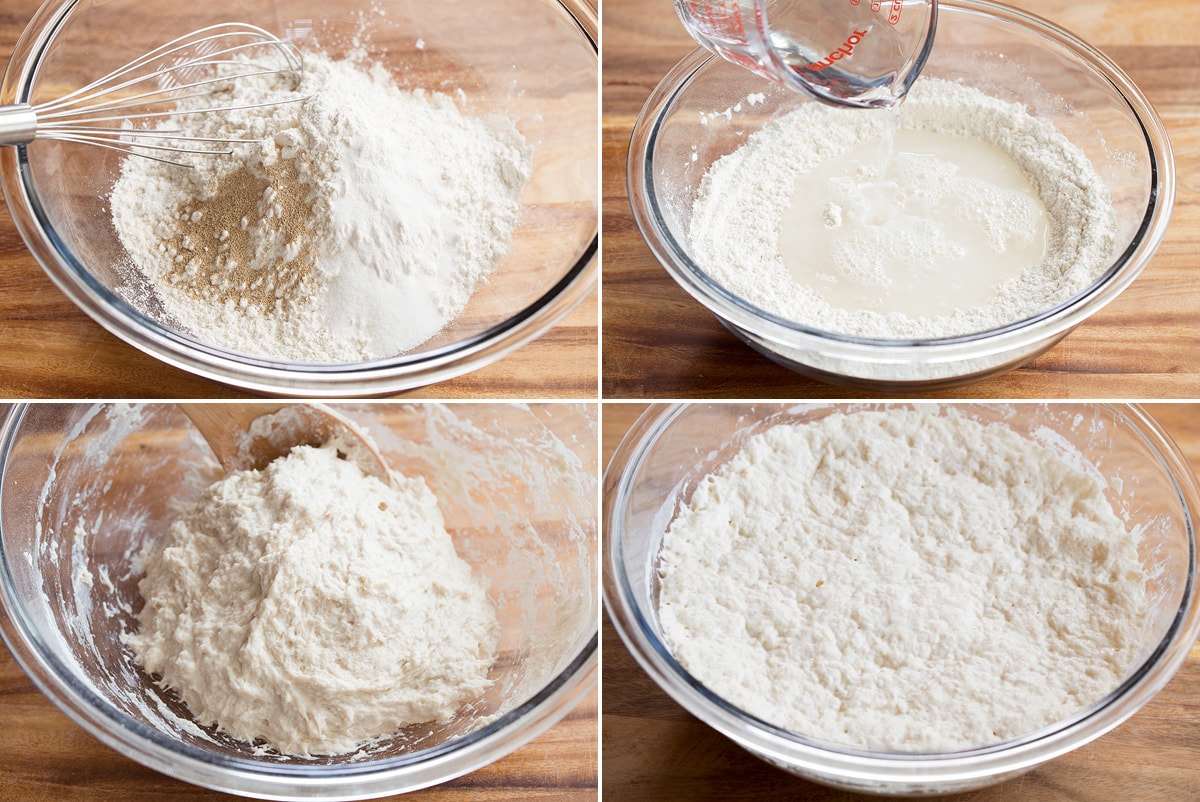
[689,79,1117,339]
[127,443,499,756]
[111,51,531,362]
[658,409,1147,751]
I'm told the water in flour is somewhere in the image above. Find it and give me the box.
[110,51,531,362]
[689,79,1116,339]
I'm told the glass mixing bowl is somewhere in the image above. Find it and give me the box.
[0,0,597,396]
[604,403,1200,795]
[0,403,597,799]
[627,0,1173,392]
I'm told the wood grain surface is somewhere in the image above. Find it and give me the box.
[602,0,1200,399]
[0,655,597,802]
[0,0,598,400]
[602,402,1200,800]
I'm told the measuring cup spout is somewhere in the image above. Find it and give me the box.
[675,0,938,108]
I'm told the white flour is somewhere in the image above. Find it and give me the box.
[111,51,531,362]
[657,409,1147,751]
[127,442,499,756]
[689,79,1116,339]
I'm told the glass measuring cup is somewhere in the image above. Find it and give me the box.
[675,0,938,108]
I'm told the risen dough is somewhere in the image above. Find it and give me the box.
[128,443,498,756]
[658,409,1147,751]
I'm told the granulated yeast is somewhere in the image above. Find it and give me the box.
[164,159,316,311]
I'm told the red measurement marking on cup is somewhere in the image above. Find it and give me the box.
[696,1,745,40]
[858,0,902,25]
[806,28,869,71]
[686,1,762,73]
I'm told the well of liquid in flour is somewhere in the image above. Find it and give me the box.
[778,127,1049,320]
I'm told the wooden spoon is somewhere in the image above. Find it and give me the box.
[178,403,391,482]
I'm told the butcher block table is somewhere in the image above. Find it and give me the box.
[602,402,1200,800]
[0,0,597,400]
[602,0,1200,399]
[0,656,597,801]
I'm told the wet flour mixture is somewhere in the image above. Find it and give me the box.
[690,79,1116,339]
[658,409,1147,751]
[127,442,498,756]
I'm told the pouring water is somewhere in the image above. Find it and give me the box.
[675,0,937,108]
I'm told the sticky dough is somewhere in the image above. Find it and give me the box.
[658,409,1147,751]
[127,443,499,756]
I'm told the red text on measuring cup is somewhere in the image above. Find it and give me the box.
[807,29,869,71]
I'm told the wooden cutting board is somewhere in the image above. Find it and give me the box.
[602,0,1200,398]
[0,0,597,399]
[0,651,597,801]
[602,402,1200,800]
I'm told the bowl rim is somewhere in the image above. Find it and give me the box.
[626,0,1175,366]
[602,402,1200,788]
[0,0,598,397]
[0,402,599,800]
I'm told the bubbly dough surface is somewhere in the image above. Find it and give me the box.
[658,409,1147,751]
[129,444,498,756]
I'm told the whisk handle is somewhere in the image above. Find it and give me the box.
[0,104,37,147]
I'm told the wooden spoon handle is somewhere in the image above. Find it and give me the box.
[178,403,290,473]
[178,403,390,482]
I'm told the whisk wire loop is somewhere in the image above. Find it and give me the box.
[43,134,237,164]
[37,68,308,125]
[36,32,303,115]
[0,22,305,167]
[36,96,314,137]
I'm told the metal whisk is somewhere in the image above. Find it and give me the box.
[0,22,304,166]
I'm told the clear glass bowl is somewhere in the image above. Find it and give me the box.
[0,0,597,396]
[0,403,597,799]
[627,0,1173,392]
[604,403,1200,795]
